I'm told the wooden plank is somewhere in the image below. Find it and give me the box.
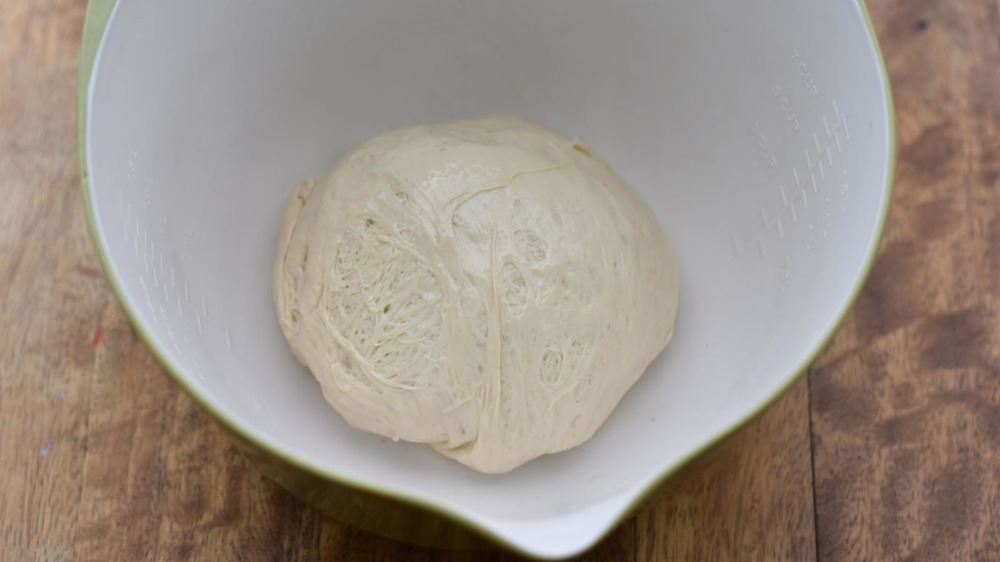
[0,0,815,560]
[1,3,94,562]
[808,1,1000,560]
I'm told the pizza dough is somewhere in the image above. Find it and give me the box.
[274,115,679,473]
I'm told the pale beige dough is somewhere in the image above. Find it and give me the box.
[275,115,679,473]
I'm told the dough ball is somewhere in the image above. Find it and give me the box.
[275,115,678,473]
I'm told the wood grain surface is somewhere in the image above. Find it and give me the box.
[1,0,997,560]
[808,2,1000,561]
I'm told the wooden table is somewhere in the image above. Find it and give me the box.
[3,1,999,560]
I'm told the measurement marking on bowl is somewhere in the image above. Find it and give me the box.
[832,99,850,139]
[127,150,138,181]
[791,49,819,98]
[752,121,779,167]
[732,49,850,266]
[839,170,851,211]
[772,85,801,131]
[117,149,245,375]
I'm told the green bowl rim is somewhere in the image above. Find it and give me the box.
[77,1,896,558]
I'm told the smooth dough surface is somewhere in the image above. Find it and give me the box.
[275,115,679,473]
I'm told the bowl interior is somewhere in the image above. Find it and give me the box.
[87,0,891,557]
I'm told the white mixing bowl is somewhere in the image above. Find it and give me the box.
[80,0,893,558]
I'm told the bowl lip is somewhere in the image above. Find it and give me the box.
[78,1,896,558]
